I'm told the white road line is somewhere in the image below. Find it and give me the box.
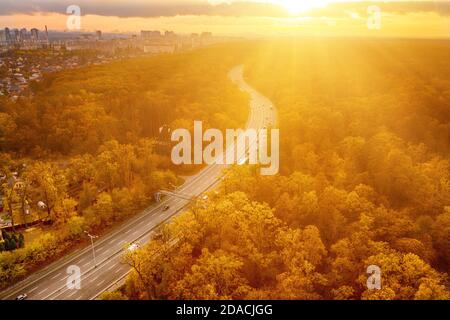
[105,248,115,255]
[107,264,115,271]
[78,257,88,264]
[28,286,39,293]
[38,288,48,295]
[114,268,122,274]
[96,279,106,287]
[68,289,79,297]
[50,272,62,280]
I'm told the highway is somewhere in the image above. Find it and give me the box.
[0,65,277,300]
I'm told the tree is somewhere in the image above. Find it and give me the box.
[432,207,450,267]
[122,239,173,300]
[54,198,78,225]
[172,249,249,300]
[26,162,67,222]
[360,252,449,300]
[99,291,128,300]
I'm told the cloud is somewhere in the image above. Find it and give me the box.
[306,1,450,18]
[0,0,449,18]
[0,0,287,17]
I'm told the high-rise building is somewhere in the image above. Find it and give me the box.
[0,30,6,44]
[45,25,49,44]
[141,30,161,38]
[164,30,176,38]
[201,32,212,38]
[20,28,28,41]
[12,29,19,42]
[30,28,39,41]
[4,28,11,43]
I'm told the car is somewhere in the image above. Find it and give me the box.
[15,294,27,300]
[162,205,170,211]
[128,242,140,252]
[202,195,209,201]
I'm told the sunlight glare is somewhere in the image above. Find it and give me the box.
[276,0,332,14]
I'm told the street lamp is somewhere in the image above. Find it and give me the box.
[84,231,98,268]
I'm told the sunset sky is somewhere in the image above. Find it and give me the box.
[1,1,449,38]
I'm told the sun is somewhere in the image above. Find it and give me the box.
[276,0,331,14]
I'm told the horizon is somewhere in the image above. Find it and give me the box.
[0,1,448,38]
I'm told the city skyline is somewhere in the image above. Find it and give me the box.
[0,1,449,38]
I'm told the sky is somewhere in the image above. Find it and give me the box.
[0,0,449,38]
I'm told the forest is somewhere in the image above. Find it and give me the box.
[106,39,449,300]
[0,39,448,299]
[0,45,248,288]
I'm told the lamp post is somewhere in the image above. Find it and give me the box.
[84,231,98,268]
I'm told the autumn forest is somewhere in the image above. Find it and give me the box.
[1,39,449,300]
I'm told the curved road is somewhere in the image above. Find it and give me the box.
[0,65,277,300]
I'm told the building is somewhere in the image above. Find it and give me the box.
[143,44,176,54]
[96,30,102,40]
[0,30,6,44]
[30,28,39,41]
[20,28,28,42]
[141,30,161,39]
[4,28,11,44]
[12,29,20,42]
[164,30,176,38]
[45,25,49,44]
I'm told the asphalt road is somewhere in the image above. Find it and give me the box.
[0,65,277,300]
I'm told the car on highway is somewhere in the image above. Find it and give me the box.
[128,242,140,252]
[162,205,170,211]
[15,294,27,300]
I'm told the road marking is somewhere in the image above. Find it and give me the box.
[107,264,116,271]
[50,272,62,280]
[115,268,122,274]
[78,257,88,264]
[90,275,100,283]
[28,286,39,293]
[38,288,49,295]
[68,289,79,297]
[96,279,106,287]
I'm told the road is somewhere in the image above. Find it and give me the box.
[0,65,277,300]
